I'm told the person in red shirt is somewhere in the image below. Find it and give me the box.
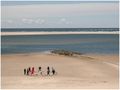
[31,67,35,75]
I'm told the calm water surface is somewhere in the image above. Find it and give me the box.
[1,34,119,54]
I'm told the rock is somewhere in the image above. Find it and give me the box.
[51,49,82,56]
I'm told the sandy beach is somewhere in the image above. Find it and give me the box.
[1,53,119,89]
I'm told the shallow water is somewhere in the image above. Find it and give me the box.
[1,34,119,54]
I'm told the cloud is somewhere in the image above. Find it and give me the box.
[22,18,33,24]
[60,18,66,22]
[41,19,45,24]
[22,18,45,24]
[60,18,72,25]
[35,19,45,24]
[6,20,13,23]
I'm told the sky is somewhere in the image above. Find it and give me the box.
[1,1,119,28]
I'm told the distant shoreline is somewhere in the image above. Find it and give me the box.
[1,31,119,36]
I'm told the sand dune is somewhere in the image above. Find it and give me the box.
[1,53,119,89]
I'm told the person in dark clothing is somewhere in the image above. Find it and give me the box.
[47,66,50,70]
[38,67,42,75]
[39,67,41,71]
[24,68,26,75]
[28,67,31,72]
[47,66,50,75]
[27,68,29,75]
[52,67,55,75]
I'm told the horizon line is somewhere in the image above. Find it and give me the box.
[1,27,119,29]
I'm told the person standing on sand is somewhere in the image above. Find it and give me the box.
[27,68,29,75]
[47,66,50,75]
[31,67,35,75]
[28,67,31,75]
[38,67,42,75]
[52,67,56,75]
[24,68,26,75]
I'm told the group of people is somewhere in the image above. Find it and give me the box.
[24,66,56,76]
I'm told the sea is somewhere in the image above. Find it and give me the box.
[1,28,119,55]
[1,28,119,32]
